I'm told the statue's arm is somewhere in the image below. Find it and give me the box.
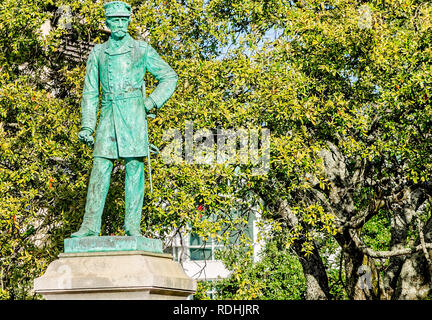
[80,47,100,134]
[144,44,178,112]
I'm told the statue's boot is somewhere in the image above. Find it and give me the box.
[71,157,114,238]
[124,157,144,237]
[125,229,142,237]
[71,226,98,238]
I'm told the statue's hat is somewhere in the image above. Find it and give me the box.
[104,1,131,17]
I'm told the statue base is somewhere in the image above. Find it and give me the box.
[34,242,196,300]
[64,235,163,253]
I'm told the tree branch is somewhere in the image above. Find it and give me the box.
[350,229,432,258]
[416,216,432,275]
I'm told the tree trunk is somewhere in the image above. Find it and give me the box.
[293,240,332,300]
[277,200,332,299]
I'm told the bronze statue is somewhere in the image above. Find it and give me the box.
[72,1,177,237]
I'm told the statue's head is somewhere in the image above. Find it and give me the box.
[104,1,132,39]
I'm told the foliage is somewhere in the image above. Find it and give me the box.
[1,0,432,300]
[0,77,84,299]
[212,238,306,300]
[362,210,392,252]
[192,280,214,300]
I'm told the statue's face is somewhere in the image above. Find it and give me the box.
[106,16,131,39]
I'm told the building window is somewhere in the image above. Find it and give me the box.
[189,233,223,261]
[188,210,255,261]
[171,209,256,263]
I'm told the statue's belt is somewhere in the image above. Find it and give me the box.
[102,89,142,101]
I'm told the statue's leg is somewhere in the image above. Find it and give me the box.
[71,156,114,237]
[124,157,144,236]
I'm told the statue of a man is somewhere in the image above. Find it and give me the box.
[71,1,177,237]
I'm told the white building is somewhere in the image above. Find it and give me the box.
[167,207,264,284]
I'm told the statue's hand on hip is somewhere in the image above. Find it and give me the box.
[78,128,94,148]
[144,98,154,114]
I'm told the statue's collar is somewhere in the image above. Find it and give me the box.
[105,34,134,55]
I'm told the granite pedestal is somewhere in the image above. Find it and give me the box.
[34,236,196,300]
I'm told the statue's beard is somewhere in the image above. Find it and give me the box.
[111,29,128,39]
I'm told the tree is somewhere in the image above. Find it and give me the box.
[213,239,307,300]
[243,0,432,299]
[1,0,432,300]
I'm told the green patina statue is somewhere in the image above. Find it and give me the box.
[71,1,177,238]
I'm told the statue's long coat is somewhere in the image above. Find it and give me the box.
[81,34,177,159]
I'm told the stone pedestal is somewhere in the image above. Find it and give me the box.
[34,249,196,300]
